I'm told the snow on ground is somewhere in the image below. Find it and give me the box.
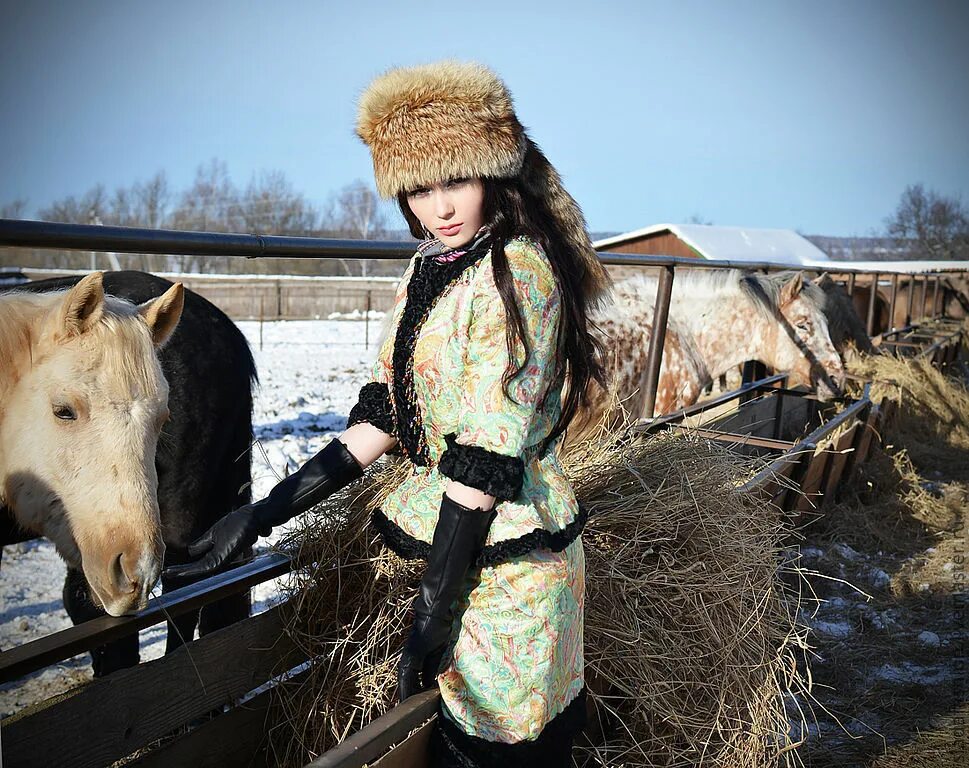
[0,318,385,715]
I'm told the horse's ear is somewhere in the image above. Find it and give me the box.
[57,272,106,339]
[811,272,830,286]
[138,283,184,349]
[779,272,804,306]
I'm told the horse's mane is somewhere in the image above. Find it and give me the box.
[607,269,825,323]
[0,291,161,400]
[738,271,826,323]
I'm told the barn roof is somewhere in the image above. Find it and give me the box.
[593,223,832,266]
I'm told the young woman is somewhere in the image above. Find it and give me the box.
[166,60,608,766]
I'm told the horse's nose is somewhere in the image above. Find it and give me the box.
[830,365,847,394]
[112,552,139,596]
[113,550,161,609]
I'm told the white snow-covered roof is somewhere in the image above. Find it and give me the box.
[594,223,832,267]
[804,259,969,274]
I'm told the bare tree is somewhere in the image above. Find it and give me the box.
[320,180,391,276]
[1,199,28,219]
[235,170,318,234]
[171,159,238,233]
[685,213,713,226]
[886,184,969,261]
[39,184,109,225]
[110,186,136,226]
[336,180,387,239]
[134,171,171,229]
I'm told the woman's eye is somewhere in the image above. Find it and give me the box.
[53,405,77,421]
[446,177,468,188]
[408,187,430,198]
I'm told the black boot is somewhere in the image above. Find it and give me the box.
[398,494,495,702]
[163,438,363,580]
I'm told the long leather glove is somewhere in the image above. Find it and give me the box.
[398,494,496,702]
[162,438,363,581]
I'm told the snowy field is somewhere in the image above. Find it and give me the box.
[0,318,385,715]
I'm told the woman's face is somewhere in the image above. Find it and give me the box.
[406,177,486,248]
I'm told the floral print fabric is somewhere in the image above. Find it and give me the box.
[366,236,585,742]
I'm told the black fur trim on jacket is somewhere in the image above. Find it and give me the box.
[390,243,490,467]
[369,503,588,568]
[428,687,587,768]
[347,382,395,436]
[438,433,524,502]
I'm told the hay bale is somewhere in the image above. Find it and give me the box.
[267,429,810,768]
[848,353,969,480]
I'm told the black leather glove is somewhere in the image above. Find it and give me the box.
[162,438,363,581]
[398,494,496,702]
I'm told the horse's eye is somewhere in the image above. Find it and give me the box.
[53,405,77,421]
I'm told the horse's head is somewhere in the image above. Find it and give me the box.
[1,272,184,616]
[812,273,874,355]
[741,272,846,399]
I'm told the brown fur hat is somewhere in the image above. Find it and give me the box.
[356,60,608,299]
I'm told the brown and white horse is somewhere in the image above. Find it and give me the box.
[0,272,183,616]
[578,269,846,433]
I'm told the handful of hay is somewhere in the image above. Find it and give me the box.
[268,428,810,768]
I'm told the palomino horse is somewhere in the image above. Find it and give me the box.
[576,270,846,434]
[3,271,257,677]
[0,272,183,617]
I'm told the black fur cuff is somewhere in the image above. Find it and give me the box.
[438,433,524,501]
[370,504,588,568]
[347,382,395,436]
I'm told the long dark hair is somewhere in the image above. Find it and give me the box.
[397,177,607,452]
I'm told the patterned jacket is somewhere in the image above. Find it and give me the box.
[347,235,586,565]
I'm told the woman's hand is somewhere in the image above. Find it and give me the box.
[398,613,452,700]
[164,435,376,583]
[397,493,495,702]
[162,506,263,582]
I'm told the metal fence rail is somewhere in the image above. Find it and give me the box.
[2,217,968,767]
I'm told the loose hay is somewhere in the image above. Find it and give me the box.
[267,428,813,768]
[848,352,969,481]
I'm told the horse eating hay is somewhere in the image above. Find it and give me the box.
[0,272,182,618]
[574,270,847,437]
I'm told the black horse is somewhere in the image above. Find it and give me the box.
[1,271,257,676]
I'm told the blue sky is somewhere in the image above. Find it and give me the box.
[1,0,966,236]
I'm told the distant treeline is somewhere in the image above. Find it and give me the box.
[2,171,966,274]
[0,159,412,276]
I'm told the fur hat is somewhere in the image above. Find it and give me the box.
[356,60,608,298]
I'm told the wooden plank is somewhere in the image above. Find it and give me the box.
[776,449,812,512]
[794,448,831,512]
[369,719,435,768]
[853,404,881,466]
[304,689,440,768]
[750,453,798,503]
[740,393,871,498]
[0,551,292,683]
[644,373,788,430]
[821,422,860,504]
[126,669,313,768]
[840,403,872,482]
[669,425,795,451]
[126,686,273,768]
[2,603,305,768]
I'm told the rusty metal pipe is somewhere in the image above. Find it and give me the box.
[866,273,880,337]
[642,265,675,419]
